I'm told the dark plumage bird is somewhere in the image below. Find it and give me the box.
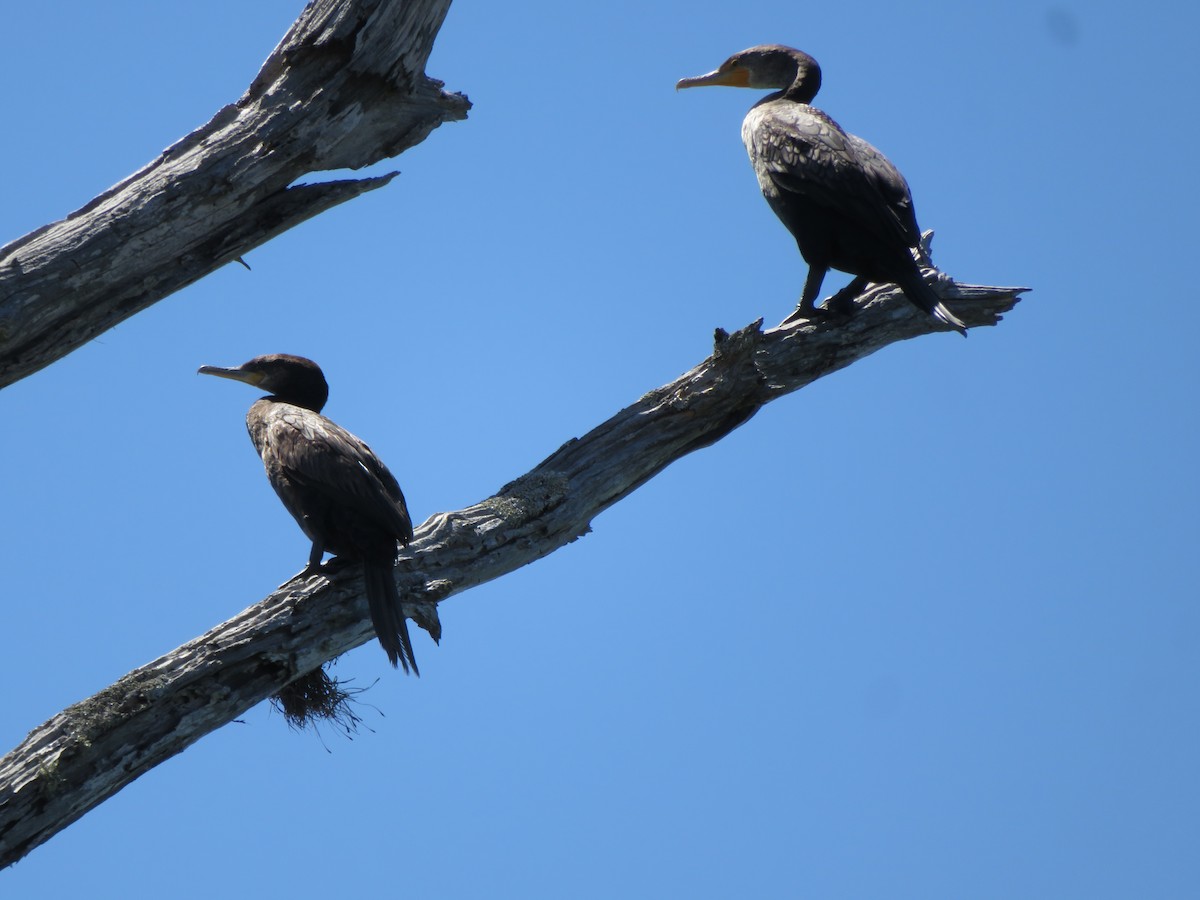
[677,45,967,335]
[199,354,419,673]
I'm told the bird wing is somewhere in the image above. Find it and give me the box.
[744,102,920,249]
[845,133,923,247]
[260,405,414,545]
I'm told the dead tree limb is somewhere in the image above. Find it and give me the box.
[0,280,1024,867]
[0,0,468,390]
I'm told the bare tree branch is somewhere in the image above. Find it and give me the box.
[0,0,468,389]
[0,0,1029,870]
[0,281,1024,867]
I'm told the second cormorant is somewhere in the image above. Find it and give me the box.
[677,45,967,335]
[199,354,420,673]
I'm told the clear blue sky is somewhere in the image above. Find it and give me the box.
[3,1,1197,897]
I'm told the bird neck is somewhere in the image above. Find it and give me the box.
[782,56,820,103]
[782,79,819,104]
[267,392,325,413]
[751,91,813,115]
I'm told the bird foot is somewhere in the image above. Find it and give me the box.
[780,293,857,327]
[824,285,861,317]
[287,556,351,588]
[279,563,327,591]
[319,556,355,574]
[781,303,820,326]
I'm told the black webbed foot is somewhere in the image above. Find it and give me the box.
[780,300,823,326]
[824,283,862,318]
[293,555,351,586]
[782,271,867,326]
[319,555,356,574]
[780,295,857,326]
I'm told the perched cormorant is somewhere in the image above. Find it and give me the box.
[677,45,967,335]
[199,354,419,673]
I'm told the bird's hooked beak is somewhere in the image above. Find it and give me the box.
[676,64,751,91]
[197,364,264,387]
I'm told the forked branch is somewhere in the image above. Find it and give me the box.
[0,0,468,389]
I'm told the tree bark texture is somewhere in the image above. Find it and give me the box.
[0,278,1023,867]
[0,0,1030,870]
[0,0,468,390]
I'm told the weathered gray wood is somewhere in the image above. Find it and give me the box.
[0,279,1024,867]
[0,0,468,389]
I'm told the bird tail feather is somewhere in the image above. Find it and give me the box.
[900,272,968,337]
[365,560,419,675]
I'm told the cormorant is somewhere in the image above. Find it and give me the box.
[677,45,967,335]
[199,354,419,673]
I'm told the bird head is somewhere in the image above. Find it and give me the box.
[676,45,822,103]
[198,354,329,412]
